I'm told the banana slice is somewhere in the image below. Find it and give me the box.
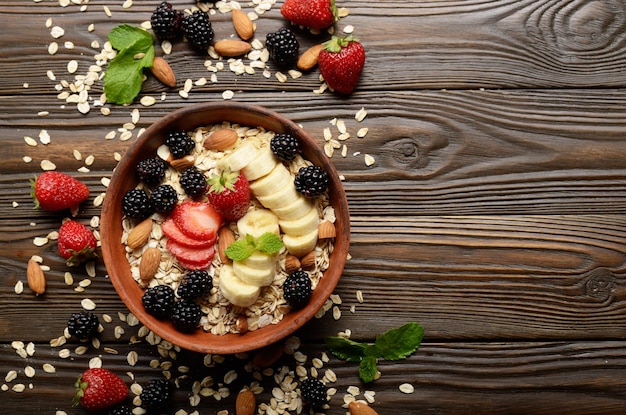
[271,195,314,221]
[241,144,278,181]
[282,228,319,258]
[278,206,320,236]
[233,254,277,287]
[237,208,280,238]
[217,140,259,172]
[219,263,261,307]
[256,183,301,210]
[248,163,293,197]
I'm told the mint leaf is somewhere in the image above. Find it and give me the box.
[358,356,378,383]
[108,24,153,51]
[374,322,424,361]
[256,232,283,254]
[225,239,256,261]
[324,336,367,362]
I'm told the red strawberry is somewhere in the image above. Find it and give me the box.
[172,200,222,241]
[58,220,98,267]
[72,368,128,411]
[318,35,366,94]
[31,171,89,211]
[281,0,338,30]
[166,239,215,270]
[162,218,215,248]
[206,170,251,222]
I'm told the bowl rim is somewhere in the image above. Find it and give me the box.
[100,101,350,354]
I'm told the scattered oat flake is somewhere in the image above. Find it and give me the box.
[364,154,375,166]
[399,383,415,394]
[222,90,234,100]
[24,136,37,146]
[357,127,369,138]
[43,364,56,374]
[40,160,56,171]
[103,5,112,17]
[50,26,65,38]
[14,281,24,294]
[355,107,367,122]
[39,129,51,144]
[89,357,103,368]
[343,25,355,34]
[81,298,96,310]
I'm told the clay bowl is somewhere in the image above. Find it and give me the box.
[100,102,350,354]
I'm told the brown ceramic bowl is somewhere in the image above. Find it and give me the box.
[100,102,350,354]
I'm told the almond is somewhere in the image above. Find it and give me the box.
[126,217,153,249]
[232,9,255,40]
[300,251,316,270]
[204,128,239,151]
[214,39,252,57]
[235,389,256,415]
[297,44,323,71]
[218,226,236,263]
[27,259,45,295]
[252,342,284,368]
[236,315,249,334]
[284,254,301,274]
[318,221,336,239]
[349,401,379,415]
[169,155,195,171]
[150,56,176,87]
[139,247,161,283]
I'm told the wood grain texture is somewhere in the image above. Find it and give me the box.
[1,0,626,414]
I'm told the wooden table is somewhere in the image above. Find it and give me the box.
[2,0,626,413]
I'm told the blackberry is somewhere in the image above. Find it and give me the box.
[265,28,299,68]
[142,285,175,319]
[140,378,171,412]
[151,2,183,41]
[107,404,132,415]
[170,300,202,332]
[294,165,330,198]
[122,188,154,220]
[270,133,300,162]
[67,311,99,339]
[182,10,214,51]
[300,377,328,410]
[180,167,207,199]
[177,269,213,301]
[283,270,312,309]
[136,157,167,186]
[151,184,178,215]
[165,130,195,159]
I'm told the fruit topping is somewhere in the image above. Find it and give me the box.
[161,218,214,248]
[170,300,202,332]
[206,170,251,222]
[180,166,208,199]
[135,157,167,186]
[151,184,178,215]
[283,270,312,309]
[171,200,222,240]
[165,130,195,159]
[122,188,154,220]
[166,239,216,269]
[270,133,300,162]
[142,285,175,319]
[176,269,213,300]
[294,165,330,197]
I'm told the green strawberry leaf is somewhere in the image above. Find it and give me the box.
[325,336,368,362]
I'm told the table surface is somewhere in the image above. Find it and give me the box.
[2,0,626,414]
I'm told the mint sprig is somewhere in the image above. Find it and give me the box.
[104,24,155,105]
[325,322,424,383]
[225,232,284,262]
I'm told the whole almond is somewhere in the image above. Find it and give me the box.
[27,259,45,295]
[204,128,239,151]
[349,401,379,415]
[126,217,153,249]
[252,342,284,368]
[297,44,323,71]
[218,226,236,263]
[235,389,256,415]
[318,221,336,239]
[232,9,255,40]
[236,315,249,334]
[150,56,176,87]
[214,39,252,57]
[139,247,161,283]
[284,254,301,274]
[170,155,195,171]
[300,251,316,270]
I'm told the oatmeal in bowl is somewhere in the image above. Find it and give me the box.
[100,102,350,354]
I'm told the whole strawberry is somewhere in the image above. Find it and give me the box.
[318,35,365,94]
[206,170,250,222]
[31,171,89,212]
[73,368,128,411]
[58,220,98,267]
[281,0,338,30]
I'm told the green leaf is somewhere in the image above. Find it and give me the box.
[374,322,424,361]
[325,336,368,362]
[256,232,284,254]
[225,239,256,261]
[358,356,378,383]
[108,24,153,51]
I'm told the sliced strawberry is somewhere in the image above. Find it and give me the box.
[172,201,222,241]
[162,218,215,248]
[166,239,216,269]
[176,256,213,270]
